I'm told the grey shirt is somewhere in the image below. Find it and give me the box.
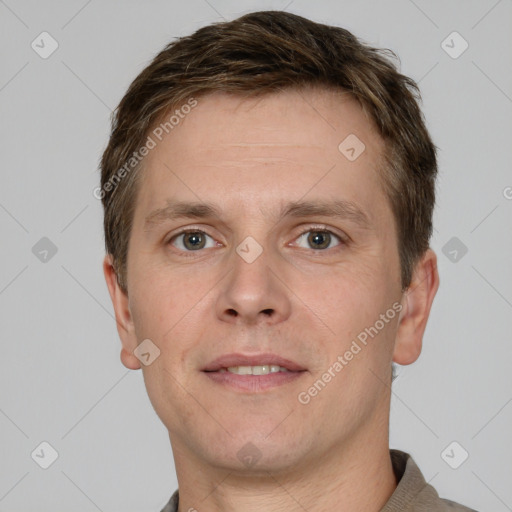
[160,449,477,511]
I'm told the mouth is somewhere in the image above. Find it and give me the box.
[202,352,306,373]
[214,365,294,375]
[202,353,307,392]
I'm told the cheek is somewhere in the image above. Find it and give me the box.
[308,257,387,314]
[128,266,213,377]
[128,253,200,332]
[302,259,397,359]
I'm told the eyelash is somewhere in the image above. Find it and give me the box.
[166,225,347,257]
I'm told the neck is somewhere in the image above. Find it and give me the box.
[171,425,397,512]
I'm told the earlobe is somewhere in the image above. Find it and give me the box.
[102,254,141,370]
[120,347,142,370]
[393,249,440,366]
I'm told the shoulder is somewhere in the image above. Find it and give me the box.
[384,450,478,512]
[159,489,179,512]
[441,498,478,511]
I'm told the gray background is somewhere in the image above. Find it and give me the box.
[1,0,511,511]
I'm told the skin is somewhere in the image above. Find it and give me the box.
[104,86,439,512]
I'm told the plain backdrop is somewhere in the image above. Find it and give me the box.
[1,1,511,511]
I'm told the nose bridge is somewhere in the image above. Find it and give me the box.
[215,234,291,323]
[230,235,274,303]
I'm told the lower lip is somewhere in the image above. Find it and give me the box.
[203,370,306,392]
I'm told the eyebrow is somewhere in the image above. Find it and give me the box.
[144,199,371,231]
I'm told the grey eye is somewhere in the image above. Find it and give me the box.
[296,230,341,250]
[171,231,216,251]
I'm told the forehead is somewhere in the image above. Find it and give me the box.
[152,87,381,159]
[135,87,389,225]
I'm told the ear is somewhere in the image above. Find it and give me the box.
[393,249,440,365]
[103,254,141,370]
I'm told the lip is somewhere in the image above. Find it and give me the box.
[202,353,306,372]
[202,353,307,392]
[203,370,305,392]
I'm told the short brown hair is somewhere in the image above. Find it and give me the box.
[100,10,437,294]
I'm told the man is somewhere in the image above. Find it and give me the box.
[100,10,477,512]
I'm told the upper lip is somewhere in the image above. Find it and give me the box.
[202,353,306,372]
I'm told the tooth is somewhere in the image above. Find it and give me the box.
[225,365,290,375]
[228,366,252,375]
[252,365,270,375]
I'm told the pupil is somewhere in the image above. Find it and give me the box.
[308,231,330,249]
[185,232,205,250]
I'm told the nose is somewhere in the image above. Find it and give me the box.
[215,244,292,325]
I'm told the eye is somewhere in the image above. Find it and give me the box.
[168,230,217,252]
[294,229,343,251]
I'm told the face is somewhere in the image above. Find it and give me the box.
[105,87,435,474]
